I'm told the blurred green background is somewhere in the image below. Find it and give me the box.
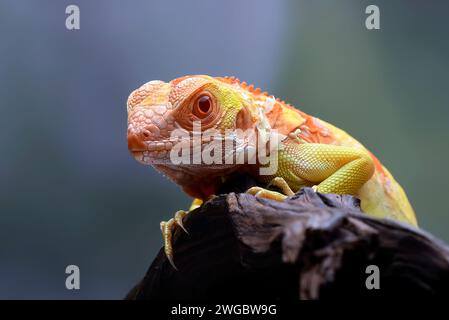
[0,0,448,299]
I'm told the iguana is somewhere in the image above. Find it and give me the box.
[127,75,417,268]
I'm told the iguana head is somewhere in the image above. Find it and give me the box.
[126,75,285,198]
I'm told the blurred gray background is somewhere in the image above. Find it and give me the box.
[0,0,448,299]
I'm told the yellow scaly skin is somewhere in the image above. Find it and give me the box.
[127,75,417,267]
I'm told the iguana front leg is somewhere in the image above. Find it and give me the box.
[246,177,294,201]
[248,143,374,202]
[277,143,375,195]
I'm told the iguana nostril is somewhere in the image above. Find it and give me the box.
[144,124,160,137]
[132,125,161,143]
[141,130,151,139]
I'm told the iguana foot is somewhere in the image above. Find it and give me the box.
[247,187,288,201]
[160,210,188,270]
[246,177,293,201]
[268,177,295,196]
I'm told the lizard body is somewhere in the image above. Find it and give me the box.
[127,75,417,231]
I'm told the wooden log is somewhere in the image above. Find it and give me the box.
[126,178,449,300]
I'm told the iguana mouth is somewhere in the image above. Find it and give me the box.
[129,138,177,164]
[130,135,229,165]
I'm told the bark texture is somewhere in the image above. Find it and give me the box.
[127,178,449,300]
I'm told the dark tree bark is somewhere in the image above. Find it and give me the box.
[126,178,449,300]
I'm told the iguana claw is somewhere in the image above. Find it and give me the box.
[246,177,293,201]
[246,187,288,201]
[160,210,188,270]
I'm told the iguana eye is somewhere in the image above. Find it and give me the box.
[193,94,212,118]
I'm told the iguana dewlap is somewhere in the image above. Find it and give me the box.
[127,75,417,228]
